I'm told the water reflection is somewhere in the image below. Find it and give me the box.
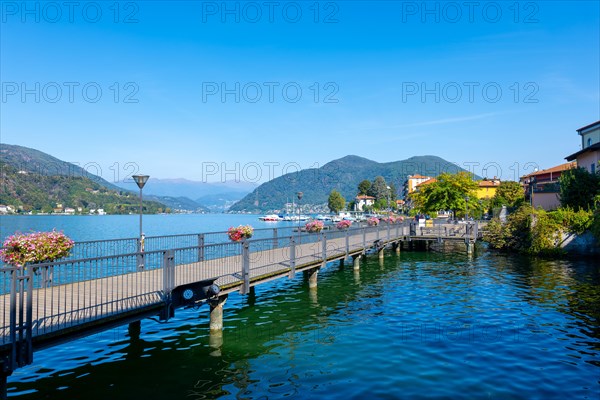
[7,251,600,399]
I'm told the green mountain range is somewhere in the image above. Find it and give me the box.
[0,144,175,214]
[229,155,478,212]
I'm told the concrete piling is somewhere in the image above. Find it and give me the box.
[209,295,228,332]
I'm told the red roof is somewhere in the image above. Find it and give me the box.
[416,178,437,187]
[521,162,576,179]
[478,180,501,188]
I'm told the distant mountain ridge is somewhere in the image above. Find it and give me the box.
[229,154,479,212]
[0,144,209,213]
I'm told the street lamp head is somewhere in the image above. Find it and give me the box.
[465,196,469,202]
[132,175,150,189]
[297,191,303,200]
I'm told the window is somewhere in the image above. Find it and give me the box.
[588,138,592,147]
[592,163,596,174]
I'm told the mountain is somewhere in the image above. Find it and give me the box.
[0,143,122,191]
[0,144,173,213]
[196,192,248,212]
[229,155,480,212]
[120,178,256,197]
[0,160,167,214]
[115,178,256,211]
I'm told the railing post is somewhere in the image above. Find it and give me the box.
[272,228,278,249]
[163,250,175,295]
[197,234,205,262]
[137,238,145,270]
[289,236,296,279]
[160,250,175,320]
[474,221,479,239]
[387,222,391,241]
[9,268,18,372]
[241,240,250,294]
[345,228,350,258]
[321,232,327,263]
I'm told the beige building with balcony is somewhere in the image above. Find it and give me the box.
[565,120,600,174]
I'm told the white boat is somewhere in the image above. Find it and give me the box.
[259,214,282,221]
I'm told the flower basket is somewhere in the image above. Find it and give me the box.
[336,220,352,230]
[305,220,324,233]
[367,217,380,226]
[0,230,74,267]
[227,225,254,242]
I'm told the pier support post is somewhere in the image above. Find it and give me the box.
[307,268,319,289]
[352,254,361,270]
[466,241,474,255]
[394,242,401,255]
[128,320,141,340]
[208,330,223,357]
[209,294,228,332]
[339,258,344,268]
[378,248,384,260]
[247,286,256,306]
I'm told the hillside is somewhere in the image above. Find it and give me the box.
[229,155,479,212]
[0,161,166,214]
[0,144,208,213]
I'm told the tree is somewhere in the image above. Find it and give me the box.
[368,176,390,202]
[328,190,346,213]
[492,181,525,208]
[559,167,600,210]
[410,172,479,218]
[358,180,371,195]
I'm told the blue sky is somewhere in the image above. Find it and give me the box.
[1,1,599,184]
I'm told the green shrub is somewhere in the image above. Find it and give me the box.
[548,208,593,235]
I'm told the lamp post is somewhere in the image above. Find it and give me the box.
[386,185,391,212]
[464,196,469,220]
[530,176,536,207]
[132,175,149,268]
[296,191,303,229]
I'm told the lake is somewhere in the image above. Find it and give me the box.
[2,215,599,399]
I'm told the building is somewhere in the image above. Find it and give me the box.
[565,120,600,174]
[520,162,577,210]
[414,177,437,192]
[354,195,375,211]
[405,174,434,194]
[476,178,501,199]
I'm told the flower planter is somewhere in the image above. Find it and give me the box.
[0,230,74,267]
[227,225,254,242]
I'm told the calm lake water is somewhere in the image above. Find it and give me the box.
[2,216,599,399]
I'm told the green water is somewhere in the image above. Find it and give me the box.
[6,248,599,399]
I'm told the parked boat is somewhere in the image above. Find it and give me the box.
[259,214,282,221]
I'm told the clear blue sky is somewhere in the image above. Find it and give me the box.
[1,1,599,184]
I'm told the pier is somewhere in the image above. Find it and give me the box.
[0,221,482,397]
